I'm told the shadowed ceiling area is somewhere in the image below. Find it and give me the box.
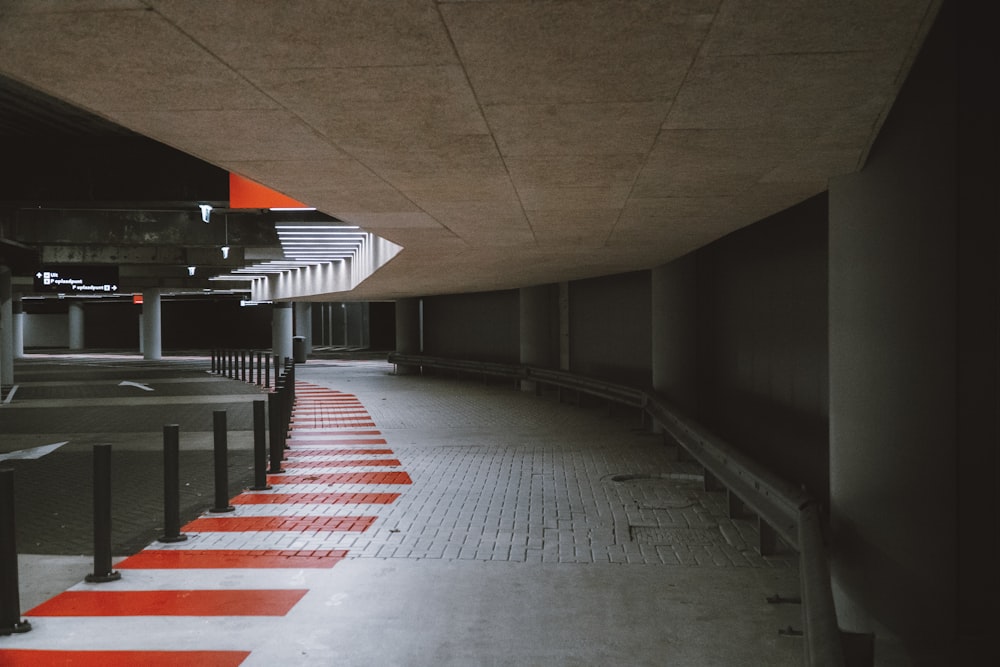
[0,0,940,300]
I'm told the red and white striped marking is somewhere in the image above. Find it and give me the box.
[3,381,409,666]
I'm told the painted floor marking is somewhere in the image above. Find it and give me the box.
[28,589,308,617]
[0,649,250,666]
[232,492,400,505]
[183,515,377,533]
[12,381,412,663]
[117,549,348,569]
[285,448,393,456]
[282,458,402,468]
[268,471,413,485]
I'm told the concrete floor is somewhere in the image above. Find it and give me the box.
[2,356,803,665]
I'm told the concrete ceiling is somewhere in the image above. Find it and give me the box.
[0,0,940,300]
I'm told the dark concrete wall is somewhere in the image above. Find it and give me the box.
[568,271,651,386]
[828,1,998,656]
[24,298,272,350]
[422,290,519,363]
[695,194,829,502]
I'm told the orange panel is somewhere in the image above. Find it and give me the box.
[229,173,309,209]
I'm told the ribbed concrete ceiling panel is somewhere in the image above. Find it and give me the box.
[0,0,941,299]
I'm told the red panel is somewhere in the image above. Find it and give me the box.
[0,650,249,666]
[117,549,348,569]
[232,492,400,505]
[282,459,401,469]
[28,589,307,617]
[268,471,412,485]
[183,515,376,533]
[229,173,309,209]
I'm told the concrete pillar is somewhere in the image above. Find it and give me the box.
[0,267,11,387]
[827,3,998,657]
[650,256,698,415]
[294,302,313,355]
[519,284,558,391]
[558,282,570,371]
[12,298,23,359]
[394,298,421,374]
[68,302,85,351]
[142,289,161,360]
[271,302,293,366]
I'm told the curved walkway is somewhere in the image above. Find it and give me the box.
[1,355,801,666]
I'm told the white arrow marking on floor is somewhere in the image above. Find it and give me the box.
[0,441,69,461]
[119,380,154,391]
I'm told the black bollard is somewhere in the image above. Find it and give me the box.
[251,400,271,490]
[86,445,121,583]
[267,391,285,474]
[265,353,271,389]
[159,425,188,543]
[211,348,216,374]
[210,410,235,513]
[241,350,247,382]
[0,469,31,636]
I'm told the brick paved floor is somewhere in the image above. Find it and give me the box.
[1,354,802,666]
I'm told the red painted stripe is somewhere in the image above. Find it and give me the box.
[28,589,307,617]
[117,549,348,569]
[286,448,393,456]
[282,459,401,469]
[0,650,249,666]
[268,471,412,485]
[183,515,376,533]
[286,429,381,436]
[286,438,387,446]
[232,492,400,505]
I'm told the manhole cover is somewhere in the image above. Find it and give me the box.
[629,525,722,546]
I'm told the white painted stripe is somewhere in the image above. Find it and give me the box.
[3,384,18,403]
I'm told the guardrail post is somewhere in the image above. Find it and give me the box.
[86,444,121,583]
[758,517,778,556]
[210,410,235,513]
[0,468,31,636]
[727,489,751,520]
[159,424,188,543]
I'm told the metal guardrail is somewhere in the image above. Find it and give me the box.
[388,352,849,667]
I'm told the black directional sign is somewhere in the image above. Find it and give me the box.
[34,265,120,294]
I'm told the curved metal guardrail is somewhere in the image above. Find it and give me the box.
[388,352,847,667]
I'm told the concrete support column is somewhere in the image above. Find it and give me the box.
[142,289,161,361]
[293,302,313,355]
[0,267,12,387]
[394,298,421,375]
[68,302,85,351]
[13,298,23,359]
[827,4,999,657]
[650,256,698,415]
[271,302,293,367]
[558,282,570,371]
[519,284,557,391]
